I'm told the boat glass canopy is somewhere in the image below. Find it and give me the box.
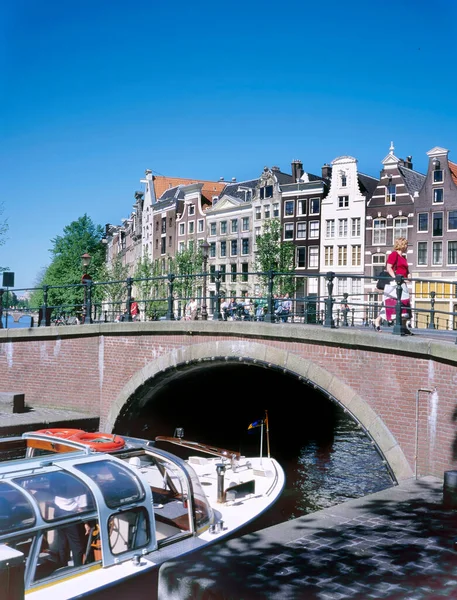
[0,481,36,534]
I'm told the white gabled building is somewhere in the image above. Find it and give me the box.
[319,156,378,320]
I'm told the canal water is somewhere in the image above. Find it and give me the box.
[120,362,395,532]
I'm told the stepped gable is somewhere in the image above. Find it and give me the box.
[398,165,426,195]
[449,161,457,186]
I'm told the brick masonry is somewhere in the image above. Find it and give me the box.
[1,322,457,482]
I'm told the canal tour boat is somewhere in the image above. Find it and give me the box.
[0,428,285,599]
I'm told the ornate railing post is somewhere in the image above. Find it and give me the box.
[213,270,223,321]
[124,277,133,322]
[0,288,3,329]
[392,275,406,335]
[264,270,276,323]
[323,272,335,328]
[40,285,48,326]
[428,291,436,330]
[84,280,93,324]
[166,274,175,321]
[342,292,349,327]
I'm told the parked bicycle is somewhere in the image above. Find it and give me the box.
[52,313,80,326]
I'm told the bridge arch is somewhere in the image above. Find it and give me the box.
[105,340,412,482]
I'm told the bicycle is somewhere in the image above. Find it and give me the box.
[52,314,80,326]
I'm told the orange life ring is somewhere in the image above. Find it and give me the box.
[35,428,85,439]
[70,431,125,452]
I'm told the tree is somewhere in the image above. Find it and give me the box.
[102,255,130,319]
[254,218,296,295]
[29,215,105,314]
[134,254,167,319]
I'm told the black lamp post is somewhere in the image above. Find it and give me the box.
[201,241,210,320]
[81,253,92,324]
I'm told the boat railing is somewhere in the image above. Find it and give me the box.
[155,436,241,462]
[22,432,93,454]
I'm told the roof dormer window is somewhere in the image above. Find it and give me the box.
[432,158,443,183]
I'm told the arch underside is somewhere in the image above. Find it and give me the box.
[105,341,413,482]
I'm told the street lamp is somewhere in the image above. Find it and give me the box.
[201,241,210,320]
[81,253,92,324]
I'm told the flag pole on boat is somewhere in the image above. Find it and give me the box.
[265,409,270,458]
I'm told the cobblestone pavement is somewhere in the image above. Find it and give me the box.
[158,477,457,599]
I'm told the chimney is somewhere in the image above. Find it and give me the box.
[404,156,413,169]
[219,177,225,181]
[291,159,304,182]
[271,166,280,172]
[231,177,236,182]
[321,164,332,179]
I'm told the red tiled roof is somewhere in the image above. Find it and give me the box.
[153,176,226,200]
[449,161,457,186]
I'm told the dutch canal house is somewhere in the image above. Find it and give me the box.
[319,155,378,323]
[409,147,457,329]
[279,160,331,319]
[365,143,425,324]
[205,177,259,307]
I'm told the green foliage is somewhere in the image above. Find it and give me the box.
[101,255,130,317]
[169,246,203,300]
[29,215,105,315]
[254,218,295,294]
[134,254,167,319]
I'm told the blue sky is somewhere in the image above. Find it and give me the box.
[1,0,456,290]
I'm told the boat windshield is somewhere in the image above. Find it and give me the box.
[0,481,36,535]
[13,471,96,521]
[75,459,145,508]
[185,464,213,532]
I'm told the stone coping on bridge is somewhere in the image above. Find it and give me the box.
[1,320,457,366]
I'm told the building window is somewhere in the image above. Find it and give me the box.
[324,246,333,267]
[188,221,195,234]
[326,219,335,238]
[220,241,226,257]
[338,196,349,208]
[231,264,237,282]
[351,217,360,237]
[210,222,216,235]
[242,263,248,282]
[179,241,185,252]
[351,245,361,266]
[231,240,238,256]
[273,203,279,218]
[242,238,249,255]
[393,217,408,240]
[338,246,347,266]
[198,219,204,233]
[155,221,159,231]
[449,211,457,231]
[242,217,249,231]
[189,205,195,216]
[341,174,347,187]
[231,219,238,233]
[433,212,443,236]
[338,219,348,237]
[169,217,173,227]
[418,213,428,232]
[161,237,166,254]
[432,241,442,265]
[337,277,348,295]
[210,265,216,283]
[296,222,306,239]
[372,254,386,278]
[373,219,386,245]
[448,241,457,265]
[169,235,172,247]
[255,226,261,239]
[220,264,226,283]
[352,278,362,295]
[297,199,306,216]
[188,240,194,252]
[385,184,396,204]
[433,189,444,203]
[309,198,320,214]
[220,221,227,234]
[255,207,261,220]
[284,223,294,240]
[433,169,443,183]
[155,239,158,250]
[309,221,319,239]
[264,205,270,219]
[297,247,306,268]
[161,217,166,234]
[179,223,185,236]
[417,242,427,265]
[210,242,216,258]
[260,185,273,199]
[308,246,319,268]
[284,200,294,216]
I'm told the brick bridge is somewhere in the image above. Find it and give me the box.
[1,321,457,483]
